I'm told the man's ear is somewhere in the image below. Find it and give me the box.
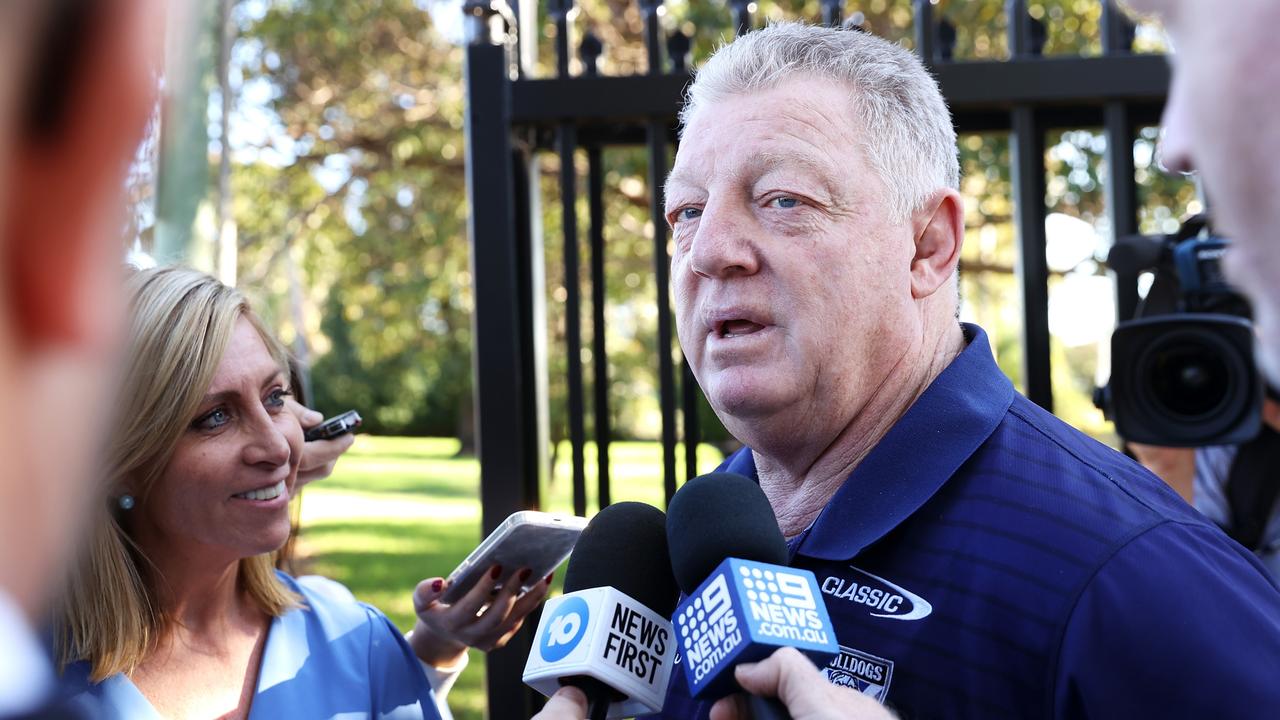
[908,188,964,300]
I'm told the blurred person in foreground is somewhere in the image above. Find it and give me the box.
[0,1,160,716]
[1119,0,1280,579]
[1120,0,1280,386]
[0,2,354,716]
[646,20,1278,719]
[55,267,550,719]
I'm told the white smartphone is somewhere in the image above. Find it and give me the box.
[441,511,588,604]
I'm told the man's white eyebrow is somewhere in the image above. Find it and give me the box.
[752,151,838,181]
[663,149,839,207]
[664,168,700,206]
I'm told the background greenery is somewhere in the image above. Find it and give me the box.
[136,0,1195,457]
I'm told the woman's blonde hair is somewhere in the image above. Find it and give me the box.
[58,267,300,681]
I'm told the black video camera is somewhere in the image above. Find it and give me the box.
[1095,215,1263,447]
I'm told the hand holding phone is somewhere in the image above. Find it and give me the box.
[411,556,555,667]
[292,405,359,489]
[441,511,586,604]
[304,409,362,442]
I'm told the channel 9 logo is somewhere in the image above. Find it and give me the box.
[540,596,590,662]
[676,559,838,697]
[677,575,734,646]
[739,565,817,612]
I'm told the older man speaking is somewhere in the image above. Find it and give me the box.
[652,21,1280,719]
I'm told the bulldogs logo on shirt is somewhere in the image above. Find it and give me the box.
[823,645,894,702]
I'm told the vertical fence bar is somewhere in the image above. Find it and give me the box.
[587,144,611,508]
[682,360,701,480]
[580,33,611,509]
[1007,0,1033,56]
[729,0,753,37]
[1105,103,1140,322]
[640,0,679,503]
[559,124,587,516]
[551,0,571,78]
[463,3,540,715]
[641,0,664,75]
[1008,0,1054,411]
[913,0,935,65]
[821,0,842,28]
[1011,107,1053,411]
[1101,0,1141,322]
[664,23,699,486]
[1100,0,1136,57]
[552,0,587,516]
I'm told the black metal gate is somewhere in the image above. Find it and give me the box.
[461,1,1168,715]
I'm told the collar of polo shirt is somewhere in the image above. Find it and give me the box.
[722,324,1015,562]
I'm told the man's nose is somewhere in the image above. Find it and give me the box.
[1157,87,1196,176]
[688,203,760,279]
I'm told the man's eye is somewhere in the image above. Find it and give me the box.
[193,408,231,431]
[675,207,702,222]
[769,196,800,209]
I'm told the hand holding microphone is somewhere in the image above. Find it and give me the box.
[709,647,896,720]
[667,472,841,720]
[524,502,681,719]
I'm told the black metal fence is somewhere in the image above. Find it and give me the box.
[462,1,1168,715]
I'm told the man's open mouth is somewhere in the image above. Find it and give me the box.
[717,319,766,338]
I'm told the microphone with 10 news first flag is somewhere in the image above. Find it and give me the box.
[523,502,682,719]
[524,473,839,719]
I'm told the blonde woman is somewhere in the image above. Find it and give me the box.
[57,267,549,719]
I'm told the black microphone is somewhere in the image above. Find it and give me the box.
[523,502,681,719]
[667,472,839,720]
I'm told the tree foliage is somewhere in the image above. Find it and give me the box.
[228,0,1191,449]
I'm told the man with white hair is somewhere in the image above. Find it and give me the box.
[646,21,1280,719]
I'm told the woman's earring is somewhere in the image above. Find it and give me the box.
[118,494,135,511]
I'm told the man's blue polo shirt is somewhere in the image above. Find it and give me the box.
[656,324,1280,718]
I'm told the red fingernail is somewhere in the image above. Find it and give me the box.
[545,572,555,585]
[518,568,532,583]
[432,579,443,593]
[490,565,503,580]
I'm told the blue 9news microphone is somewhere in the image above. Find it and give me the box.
[667,473,839,719]
[523,502,681,719]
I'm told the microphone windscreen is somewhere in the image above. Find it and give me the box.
[666,472,788,594]
[563,501,680,618]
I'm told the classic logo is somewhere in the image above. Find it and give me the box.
[540,596,590,662]
[820,566,932,621]
[823,645,894,702]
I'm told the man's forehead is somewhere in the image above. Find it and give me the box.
[668,146,839,190]
[672,88,858,185]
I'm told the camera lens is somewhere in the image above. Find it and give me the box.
[1145,342,1231,419]
[1126,320,1258,444]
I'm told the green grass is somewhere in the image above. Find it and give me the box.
[295,435,724,720]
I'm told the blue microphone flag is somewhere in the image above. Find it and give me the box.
[675,558,838,699]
